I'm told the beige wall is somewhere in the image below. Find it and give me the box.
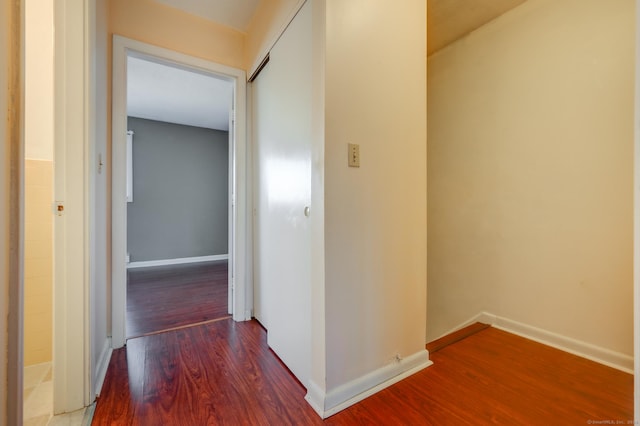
[109,0,245,69]
[23,160,52,366]
[24,0,54,368]
[25,0,53,161]
[427,0,634,356]
[324,0,427,388]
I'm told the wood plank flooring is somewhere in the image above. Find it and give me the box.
[127,261,230,338]
[93,319,633,425]
[94,319,322,425]
[346,327,633,425]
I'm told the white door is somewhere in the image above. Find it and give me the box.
[252,1,312,386]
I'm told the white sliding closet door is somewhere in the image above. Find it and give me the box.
[252,1,312,386]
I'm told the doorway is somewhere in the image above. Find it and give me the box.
[124,55,233,338]
[111,36,250,348]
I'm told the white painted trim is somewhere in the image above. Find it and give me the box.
[439,312,634,374]
[305,350,432,419]
[126,131,133,202]
[127,254,229,269]
[491,315,634,374]
[111,35,249,348]
[304,381,326,418]
[93,338,112,396]
[227,104,234,316]
[53,0,91,414]
[230,62,250,323]
[111,35,128,349]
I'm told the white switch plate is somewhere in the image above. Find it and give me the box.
[348,143,360,168]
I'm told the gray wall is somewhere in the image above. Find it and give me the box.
[127,117,229,262]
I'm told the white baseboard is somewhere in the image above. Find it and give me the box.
[437,311,633,374]
[305,349,432,418]
[127,254,229,269]
[94,338,112,396]
[431,311,496,342]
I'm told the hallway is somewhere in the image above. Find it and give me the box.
[93,319,633,424]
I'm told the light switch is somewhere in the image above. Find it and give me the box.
[348,143,360,168]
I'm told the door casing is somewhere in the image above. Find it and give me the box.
[110,35,250,348]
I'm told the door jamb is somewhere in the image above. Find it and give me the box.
[110,35,249,348]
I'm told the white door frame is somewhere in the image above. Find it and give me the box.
[111,36,250,348]
[53,0,92,413]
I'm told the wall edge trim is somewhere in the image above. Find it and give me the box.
[305,350,432,419]
[127,254,229,269]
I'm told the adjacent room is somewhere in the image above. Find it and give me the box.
[125,55,233,338]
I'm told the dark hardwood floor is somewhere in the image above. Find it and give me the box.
[93,319,633,425]
[344,326,633,425]
[127,261,230,338]
[94,319,321,425]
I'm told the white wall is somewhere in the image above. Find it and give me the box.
[308,0,327,408]
[322,0,428,403]
[427,0,634,358]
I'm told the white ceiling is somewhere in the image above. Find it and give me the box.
[153,0,261,32]
[127,56,233,131]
